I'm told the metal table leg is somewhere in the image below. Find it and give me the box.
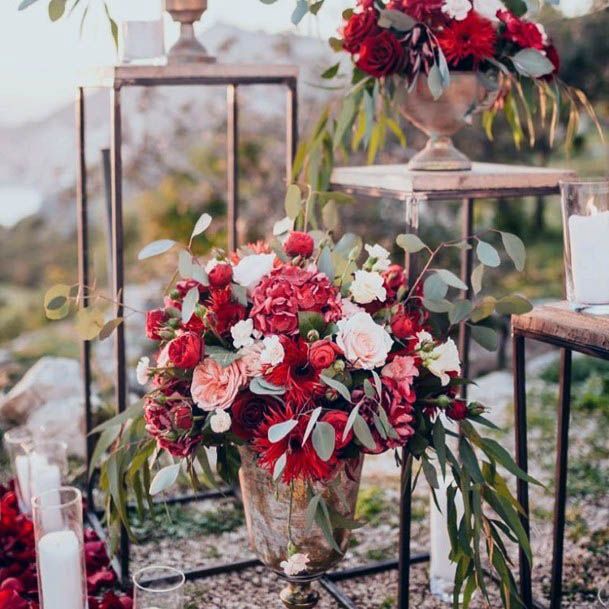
[227,84,239,252]
[513,333,533,608]
[549,349,572,609]
[397,454,413,609]
[286,78,298,184]
[458,198,474,399]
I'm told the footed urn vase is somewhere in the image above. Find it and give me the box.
[238,446,363,609]
[164,0,215,63]
[396,72,498,171]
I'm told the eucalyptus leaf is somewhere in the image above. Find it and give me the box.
[353,414,377,451]
[449,300,474,325]
[192,213,212,238]
[249,377,286,396]
[495,295,533,316]
[512,48,555,78]
[435,269,468,291]
[471,264,484,295]
[285,184,303,219]
[149,463,180,496]
[320,375,352,402]
[312,421,336,462]
[476,241,501,268]
[206,345,242,367]
[470,296,496,323]
[138,239,176,260]
[318,246,335,280]
[396,233,426,253]
[424,273,448,301]
[500,232,526,272]
[178,250,193,278]
[268,419,298,443]
[470,325,498,351]
[181,286,199,324]
[273,452,287,480]
[378,8,415,30]
[302,407,323,446]
[423,298,453,314]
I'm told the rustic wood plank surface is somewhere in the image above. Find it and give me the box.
[512,301,609,357]
[331,163,575,201]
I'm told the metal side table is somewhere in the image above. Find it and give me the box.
[512,302,609,609]
[330,162,574,609]
[76,62,298,585]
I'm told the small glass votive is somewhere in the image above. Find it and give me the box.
[3,427,34,513]
[560,178,609,315]
[28,441,68,514]
[133,565,185,609]
[32,487,87,609]
[116,0,165,64]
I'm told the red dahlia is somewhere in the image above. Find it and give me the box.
[387,0,444,22]
[437,12,497,67]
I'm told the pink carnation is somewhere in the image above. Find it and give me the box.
[250,265,342,336]
[191,357,246,411]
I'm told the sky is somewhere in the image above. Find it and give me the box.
[0,0,595,127]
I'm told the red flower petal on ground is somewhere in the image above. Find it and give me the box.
[437,12,497,66]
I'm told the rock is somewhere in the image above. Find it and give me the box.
[0,356,82,425]
[27,397,86,459]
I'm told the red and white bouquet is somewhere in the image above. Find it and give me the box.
[139,217,471,484]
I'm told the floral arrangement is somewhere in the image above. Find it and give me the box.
[43,186,543,608]
[0,484,132,609]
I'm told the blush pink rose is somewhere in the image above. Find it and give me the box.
[191,357,246,411]
[382,355,419,403]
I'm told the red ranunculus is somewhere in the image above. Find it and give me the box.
[143,400,173,437]
[208,263,233,289]
[322,411,353,450]
[498,10,544,51]
[167,332,203,369]
[341,9,381,54]
[446,398,468,421]
[145,309,167,340]
[251,265,342,336]
[207,287,247,337]
[437,12,497,66]
[253,406,335,483]
[309,340,342,371]
[157,435,202,458]
[230,391,281,441]
[356,31,406,78]
[284,231,315,259]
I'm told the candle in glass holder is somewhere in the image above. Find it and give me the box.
[15,452,47,512]
[430,476,464,602]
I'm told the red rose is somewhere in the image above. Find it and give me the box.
[0,590,29,609]
[284,231,315,259]
[158,435,201,458]
[498,10,544,50]
[341,9,380,54]
[356,31,406,78]
[208,263,233,289]
[172,404,193,431]
[145,309,167,340]
[309,340,342,370]
[391,309,417,340]
[382,264,407,300]
[167,332,203,369]
[231,391,281,441]
[446,398,468,421]
[322,410,353,450]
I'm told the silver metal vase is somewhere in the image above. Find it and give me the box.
[397,72,498,171]
[164,0,215,64]
[238,446,363,609]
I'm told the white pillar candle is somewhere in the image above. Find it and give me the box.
[430,476,464,602]
[569,210,609,304]
[30,462,63,531]
[15,453,48,513]
[38,530,85,609]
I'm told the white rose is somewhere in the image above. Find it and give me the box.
[280,553,310,576]
[350,270,387,304]
[231,319,254,349]
[336,312,393,370]
[365,243,391,272]
[273,216,294,236]
[416,331,461,386]
[136,356,150,385]
[441,0,472,20]
[210,408,232,433]
[233,253,275,291]
[259,335,285,367]
[473,0,504,20]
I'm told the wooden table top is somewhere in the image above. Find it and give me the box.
[331,162,576,201]
[512,301,609,358]
[78,63,299,88]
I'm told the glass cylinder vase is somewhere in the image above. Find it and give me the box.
[32,487,88,609]
[28,441,68,520]
[560,178,609,314]
[133,565,185,609]
[3,427,33,513]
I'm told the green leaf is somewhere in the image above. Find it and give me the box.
[178,250,193,278]
[181,286,199,324]
[343,405,360,442]
[500,232,526,272]
[149,463,180,496]
[422,458,439,490]
[495,295,533,316]
[285,184,303,219]
[470,296,496,323]
[268,419,298,443]
[424,274,448,301]
[476,241,501,268]
[299,311,326,337]
[75,307,105,341]
[435,269,468,291]
[318,246,335,280]
[191,212,212,238]
[353,414,377,451]
[249,377,285,396]
[322,199,339,231]
[302,406,323,446]
[48,0,66,21]
[44,284,71,320]
[433,419,447,479]
[471,264,484,295]
[138,239,176,260]
[480,438,542,486]
[273,452,287,480]
[206,345,241,367]
[335,233,362,259]
[315,497,342,553]
[512,48,554,78]
[19,0,42,9]
[305,494,322,531]
[291,0,308,24]
[427,64,445,100]
[423,298,453,314]
[470,324,498,351]
[312,421,336,462]
[396,233,426,253]
[458,437,484,484]
[88,425,121,479]
[378,8,415,30]
[98,317,123,341]
[333,96,357,150]
[320,375,352,402]
[449,299,474,325]
[90,401,143,435]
